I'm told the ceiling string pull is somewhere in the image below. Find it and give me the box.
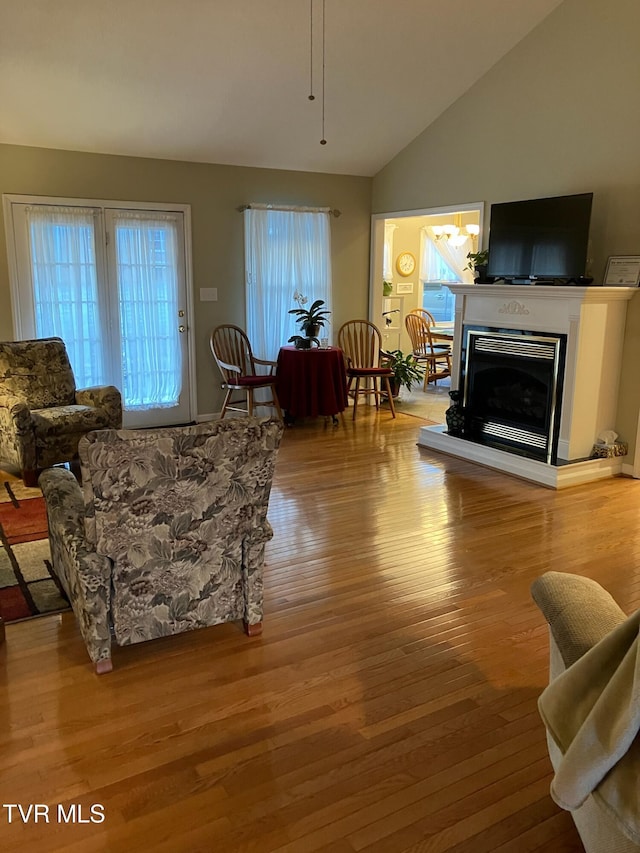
[308,0,315,101]
[320,0,326,145]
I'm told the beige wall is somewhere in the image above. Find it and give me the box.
[0,144,372,416]
[372,0,640,464]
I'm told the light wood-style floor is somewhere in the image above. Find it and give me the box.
[3,408,640,852]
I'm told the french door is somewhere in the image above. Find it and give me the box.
[5,197,193,427]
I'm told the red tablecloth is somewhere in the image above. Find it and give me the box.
[276,346,348,418]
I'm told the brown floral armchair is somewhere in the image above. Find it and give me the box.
[39,417,283,673]
[0,337,122,485]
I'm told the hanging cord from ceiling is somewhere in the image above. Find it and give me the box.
[320,0,326,145]
[308,0,327,145]
[308,0,315,101]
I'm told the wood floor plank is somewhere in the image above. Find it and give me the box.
[2,409,630,851]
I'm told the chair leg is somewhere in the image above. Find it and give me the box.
[22,469,39,487]
[383,378,396,418]
[374,378,380,411]
[244,620,263,637]
[270,384,284,422]
[346,376,354,405]
[352,377,361,420]
[95,658,113,675]
[247,388,254,417]
[220,388,233,419]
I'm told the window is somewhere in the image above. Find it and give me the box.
[420,227,467,323]
[27,206,107,387]
[6,196,193,427]
[244,207,332,360]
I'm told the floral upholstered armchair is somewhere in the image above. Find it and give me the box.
[39,417,284,673]
[0,337,122,485]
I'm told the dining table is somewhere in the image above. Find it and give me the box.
[430,321,455,343]
[276,345,348,422]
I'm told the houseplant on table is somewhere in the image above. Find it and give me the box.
[288,293,331,349]
[381,349,425,397]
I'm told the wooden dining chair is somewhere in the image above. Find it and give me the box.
[408,307,437,326]
[210,325,283,420]
[337,320,396,420]
[404,313,452,391]
[408,307,453,345]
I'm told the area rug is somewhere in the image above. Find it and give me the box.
[0,474,69,623]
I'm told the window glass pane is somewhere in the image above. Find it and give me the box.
[27,207,106,387]
[245,209,332,360]
[114,216,182,410]
[422,283,455,323]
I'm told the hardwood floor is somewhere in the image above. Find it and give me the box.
[2,408,640,851]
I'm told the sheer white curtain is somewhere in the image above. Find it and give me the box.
[26,206,106,386]
[244,207,332,361]
[383,223,397,280]
[112,212,182,410]
[421,227,474,283]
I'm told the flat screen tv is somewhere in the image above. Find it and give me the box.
[486,192,593,282]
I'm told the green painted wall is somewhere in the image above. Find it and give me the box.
[372,0,640,465]
[0,144,372,416]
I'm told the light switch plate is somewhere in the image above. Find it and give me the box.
[200,287,218,302]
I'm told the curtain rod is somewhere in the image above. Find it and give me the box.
[237,204,341,217]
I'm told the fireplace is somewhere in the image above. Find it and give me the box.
[462,328,566,464]
[417,283,636,488]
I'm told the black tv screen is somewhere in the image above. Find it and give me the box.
[487,193,593,281]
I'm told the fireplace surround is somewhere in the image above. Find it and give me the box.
[418,284,636,488]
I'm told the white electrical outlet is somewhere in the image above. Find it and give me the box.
[200,287,218,302]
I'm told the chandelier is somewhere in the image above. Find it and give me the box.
[432,221,479,247]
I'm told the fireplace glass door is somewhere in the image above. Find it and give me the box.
[463,329,566,463]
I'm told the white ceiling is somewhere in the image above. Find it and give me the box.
[0,0,564,177]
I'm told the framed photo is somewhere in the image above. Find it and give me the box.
[604,255,640,286]
[396,282,414,294]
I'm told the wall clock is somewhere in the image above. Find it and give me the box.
[396,251,416,277]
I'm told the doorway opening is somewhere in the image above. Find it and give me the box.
[369,203,484,423]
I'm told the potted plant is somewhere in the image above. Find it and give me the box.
[288,296,331,348]
[465,249,490,283]
[381,349,425,397]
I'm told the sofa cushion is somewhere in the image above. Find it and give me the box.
[32,404,113,440]
[0,337,76,409]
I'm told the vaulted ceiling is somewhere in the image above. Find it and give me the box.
[1,0,564,176]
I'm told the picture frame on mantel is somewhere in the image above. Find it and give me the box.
[604,255,640,286]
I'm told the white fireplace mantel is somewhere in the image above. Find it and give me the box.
[418,284,637,488]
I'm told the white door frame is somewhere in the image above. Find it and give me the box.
[369,202,486,350]
[3,193,197,426]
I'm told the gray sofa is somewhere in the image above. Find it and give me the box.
[40,417,283,673]
[532,572,640,852]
